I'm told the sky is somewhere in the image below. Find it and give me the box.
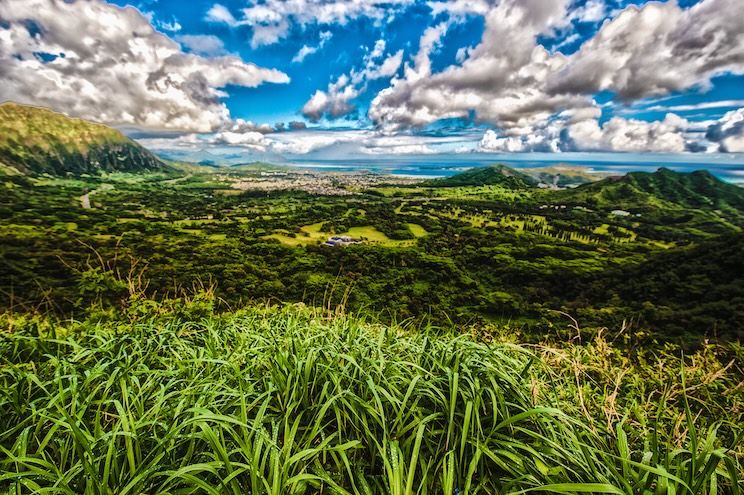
[2,0,744,169]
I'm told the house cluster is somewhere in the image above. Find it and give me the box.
[610,209,642,217]
[539,204,567,210]
[231,170,419,196]
[323,236,361,247]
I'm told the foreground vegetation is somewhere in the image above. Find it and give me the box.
[1,295,742,494]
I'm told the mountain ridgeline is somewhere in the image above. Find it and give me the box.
[565,167,744,212]
[425,164,539,188]
[436,164,744,214]
[0,102,167,175]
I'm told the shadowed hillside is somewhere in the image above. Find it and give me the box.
[569,232,744,340]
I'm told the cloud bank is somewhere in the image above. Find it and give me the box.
[365,0,744,153]
[0,0,289,132]
[1,0,743,156]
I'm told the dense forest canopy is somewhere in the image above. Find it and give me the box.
[2,157,742,343]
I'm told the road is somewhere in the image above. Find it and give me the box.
[80,191,93,209]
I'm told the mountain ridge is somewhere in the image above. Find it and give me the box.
[564,166,744,214]
[425,164,539,188]
[0,102,167,175]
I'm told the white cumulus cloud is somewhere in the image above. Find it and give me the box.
[292,30,333,63]
[706,108,744,152]
[369,0,582,133]
[301,39,404,121]
[367,0,744,153]
[548,0,744,100]
[0,0,289,132]
[176,34,227,56]
[301,74,360,121]
[567,114,689,152]
[206,0,415,47]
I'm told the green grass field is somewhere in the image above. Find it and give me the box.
[0,298,741,494]
[266,222,428,247]
[407,223,428,238]
[265,222,328,246]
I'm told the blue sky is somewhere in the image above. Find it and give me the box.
[119,0,744,125]
[2,0,744,168]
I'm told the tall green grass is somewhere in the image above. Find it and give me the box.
[0,301,741,494]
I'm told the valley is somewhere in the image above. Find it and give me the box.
[2,160,742,343]
[0,104,742,494]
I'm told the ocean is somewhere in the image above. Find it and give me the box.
[285,156,744,183]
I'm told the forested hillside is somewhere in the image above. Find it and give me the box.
[0,103,167,175]
[425,164,538,188]
[1,165,742,342]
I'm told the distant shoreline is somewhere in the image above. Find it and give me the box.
[182,158,744,184]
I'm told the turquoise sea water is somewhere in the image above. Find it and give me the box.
[286,157,744,183]
[154,145,744,184]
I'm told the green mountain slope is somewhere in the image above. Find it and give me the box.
[563,167,744,213]
[572,232,744,340]
[0,102,166,175]
[426,164,538,188]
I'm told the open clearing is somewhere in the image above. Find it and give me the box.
[265,222,428,247]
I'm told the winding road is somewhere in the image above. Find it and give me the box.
[79,190,94,209]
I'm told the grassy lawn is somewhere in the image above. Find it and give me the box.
[265,222,427,247]
[407,223,428,238]
[345,226,417,246]
[264,222,328,246]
